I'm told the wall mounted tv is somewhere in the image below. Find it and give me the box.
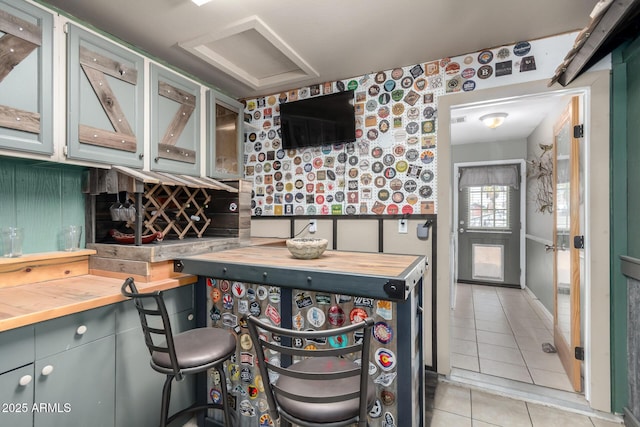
[280,90,356,149]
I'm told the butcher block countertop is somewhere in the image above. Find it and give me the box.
[178,246,427,301]
[0,249,197,333]
[0,274,196,333]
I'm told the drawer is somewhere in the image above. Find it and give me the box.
[0,326,34,374]
[35,305,115,359]
[116,285,193,333]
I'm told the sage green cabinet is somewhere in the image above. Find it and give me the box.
[66,23,145,168]
[207,90,243,179]
[0,325,35,427]
[0,364,35,427]
[150,64,201,176]
[34,336,115,427]
[0,0,53,155]
[33,305,116,427]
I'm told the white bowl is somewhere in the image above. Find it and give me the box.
[286,238,328,259]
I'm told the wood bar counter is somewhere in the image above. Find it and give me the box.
[178,246,427,427]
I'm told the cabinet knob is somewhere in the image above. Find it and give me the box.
[187,314,194,321]
[76,325,88,335]
[41,365,54,376]
[19,375,32,386]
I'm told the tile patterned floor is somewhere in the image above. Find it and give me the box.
[451,283,576,391]
[426,381,624,427]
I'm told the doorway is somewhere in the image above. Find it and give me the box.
[446,90,587,401]
[454,161,524,288]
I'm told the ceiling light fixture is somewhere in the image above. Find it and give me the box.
[191,0,212,6]
[479,112,508,129]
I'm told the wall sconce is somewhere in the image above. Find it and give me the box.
[192,0,212,5]
[479,113,508,129]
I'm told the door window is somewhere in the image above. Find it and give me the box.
[467,185,510,229]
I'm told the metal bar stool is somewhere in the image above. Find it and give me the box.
[246,314,375,427]
[121,278,236,426]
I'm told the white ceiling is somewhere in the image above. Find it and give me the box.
[40,0,599,100]
[450,93,570,146]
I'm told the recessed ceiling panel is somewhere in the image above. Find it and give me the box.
[180,16,318,90]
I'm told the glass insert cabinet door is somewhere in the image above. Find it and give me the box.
[208,91,243,178]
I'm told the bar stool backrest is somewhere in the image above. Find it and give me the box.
[246,314,375,426]
[120,277,182,380]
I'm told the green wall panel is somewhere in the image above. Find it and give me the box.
[0,157,85,254]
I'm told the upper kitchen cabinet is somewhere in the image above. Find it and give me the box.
[150,64,201,176]
[0,0,53,155]
[67,24,145,168]
[207,91,243,179]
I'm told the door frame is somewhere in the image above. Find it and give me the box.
[453,159,526,289]
[438,77,608,408]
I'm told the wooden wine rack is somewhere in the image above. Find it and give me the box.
[129,183,212,239]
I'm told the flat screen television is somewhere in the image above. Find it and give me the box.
[280,90,356,149]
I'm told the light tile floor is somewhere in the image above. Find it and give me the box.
[427,381,624,427]
[451,283,576,391]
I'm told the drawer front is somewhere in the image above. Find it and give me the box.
[116,285,193,333]
[0,364,34,427]
[0,325,34,374]
[35,305,115,359]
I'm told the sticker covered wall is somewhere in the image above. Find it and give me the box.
[243,33,577,217]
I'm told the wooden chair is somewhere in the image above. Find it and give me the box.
[121,278,236,426]
[246,314,375,427]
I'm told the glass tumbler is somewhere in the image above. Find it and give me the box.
[1,227,24,257]
[63,225,82,251]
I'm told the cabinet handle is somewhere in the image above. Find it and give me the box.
[19,375,32,386]
[41,365,54,376]
[76,325,88,335]
[187,314,194,321]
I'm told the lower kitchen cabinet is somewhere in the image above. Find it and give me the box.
[0,364,35,427]
[0,283,196,427]
[34,335,115,427]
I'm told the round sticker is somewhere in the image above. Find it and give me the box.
[391,67,404,80]
[445,62,460,75]
[328,334,348,348]
[378,189,390,201]
[350,308,368,323]
[462,68,476,79]
[401,76,413,88]
[419,185,433,198]
[514,41,531,56]
[391,89,404,102]
[378,93,391,105]
[375,348,397,371]
[406,149,419,161]
[373,322,394,344]
[420,151,435,164]
[463,80,476,91]
[392,103,404,115]
[379,119,390,133]
[375,72,387,83]
[386,204,399,214]
[307,307,325,328]
[477,65,493,79]
[395,160,408,173]
[414,77,427,91]
[383,80,396,92]
[328,305,346,326]
[382,153,395,166]
[378,105,390,118]
[478,50,494,64]
[368,85,381,97]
